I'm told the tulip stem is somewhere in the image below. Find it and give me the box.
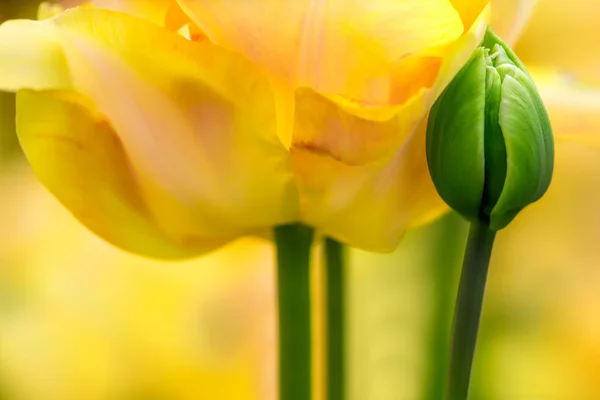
[445,221,496,400]
[324,237,346,400]
[274,224,315,400]
[422,213,467,400]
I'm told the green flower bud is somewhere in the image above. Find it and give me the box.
[426,27,554,230]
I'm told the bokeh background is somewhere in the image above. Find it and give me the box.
[2,1,600,399]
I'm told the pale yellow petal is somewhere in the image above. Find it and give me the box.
[294,118,446,252]
[178,0,465,145]
[92,0,175,26]
[292,6,489,166]
[17,89,218,258]
[335,4,489,119]
[296,0,465,99]
[293,88,424,165]
[4,8,299,250]
[178,0,463,85]
[0,19,71,91]
[93,0,206,39]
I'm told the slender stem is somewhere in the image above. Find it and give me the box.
[274,224,315,400]
[422,213,468,400]
[324,237,345,400]
[445,221,496,400]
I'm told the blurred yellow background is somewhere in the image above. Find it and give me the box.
[2,1,600,399]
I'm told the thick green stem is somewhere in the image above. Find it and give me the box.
[324,238,345,400]
[274,224,314,400]
[445,221,496,400]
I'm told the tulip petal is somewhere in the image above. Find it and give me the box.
[0,20,71,91]
[1,8,299,251]
[177,0,463,85]
[177,0,465,145]
[294,118,446,252]
[291,6,489,166]
[92,0,174,25]
[450,0,491,31]
[17,89,221,258]
[293,88,427,166]
[91,0,206,39]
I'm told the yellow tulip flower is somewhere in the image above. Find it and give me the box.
[0,1,535,257]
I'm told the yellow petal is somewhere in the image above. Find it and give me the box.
[177,0,465,145]
[490,0,540,45]
[93,1,207,40]
[165,2,207,40]
[17,89,215,258]
[514,0,600,84]
[293,88,427,165]
[291,7,489,165]
[179,0,464,86]
[3,8,299,253]
[0,20,71,91]
[92,0,175,26]
[450,0,491,31]
[294,117,446,252]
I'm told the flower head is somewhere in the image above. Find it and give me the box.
[426,27,554,230]
[0,1,535,255]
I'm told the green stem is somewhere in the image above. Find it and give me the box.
[274,224,315,400]
[445,221,496,400]
[422,213,468,400]
[324,238,345,400]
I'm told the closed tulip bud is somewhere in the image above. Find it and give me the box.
[426,27,554,231]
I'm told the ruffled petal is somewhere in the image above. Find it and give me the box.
[291,6,489,165]
[290,5,487,247]
[177,0,466,146]
[293,88,426,166]
[294,117,446,252]
[17,89,220,258]
[177,0,464,87]
[1,8,299,253]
